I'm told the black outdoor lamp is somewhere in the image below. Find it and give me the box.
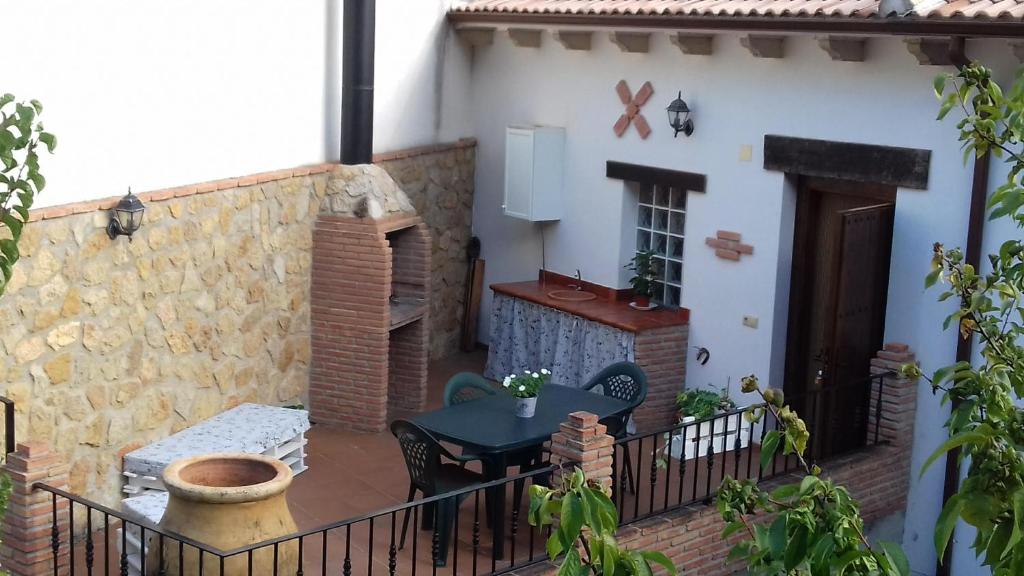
[667,91,694,137]
[106,188,146,241]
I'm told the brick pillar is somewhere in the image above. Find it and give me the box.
[869,343,918,451]
[862,342,918,518]
[632,324,689,431]
[549,412,615,491]
[310,216,391,432]
[1,442,70,576]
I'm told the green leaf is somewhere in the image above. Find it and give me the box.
[784,525,809,571]
[934,74,949,98]
[38,132,56,153]
[1006,488,1024,558]
[639,551,677,576]
[559,492,584,549]
[880,541,910,576]
[557,547,584,576]
[761,430,781,472]
[546,530,564,560]
[832,549,866,575]
[768,516,786,559]
[935,493,965,561]
[921,430,990,474]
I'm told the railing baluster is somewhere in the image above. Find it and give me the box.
[648,434,658,514]
[616,445,626,518]
[104,514,111,576]
[431,515,439,576]
[51,493,59,576]
[178,540,184,576]
[367,517,374,576]
[452,498,460,576]
[342,525,352,576]
[69,502,75,576]
[733,413,742,479]
[119,522,129,576]
[321,530,328,576]
[248,550,254,576]
[389,512,397,576]
[704,422,715,503]
[677,424,687,506]
[471,491,479,576]
[140,526,147,576]
[510,498,518,566]
[273,542,280,576]
[219,554,224,576]
[663,431,673,512]
[412,506,419,576]
[528,482,536,563]
[632,436,642,521]
[297,535,305,576]
[691,424,701,502]
[85,508,94,576]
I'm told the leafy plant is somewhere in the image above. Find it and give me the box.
[676,388,736,421]
[502,368,549,399]
[905,63,1024,573]
[625,250,659,298]
[1,94,56,297]
[716,375,908,575]
[528,467,676,576]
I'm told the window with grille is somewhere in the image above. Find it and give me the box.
[636,183,685,307]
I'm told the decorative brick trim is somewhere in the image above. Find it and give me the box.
[549,411,615,490]
[1,442,70,576]
[371,138,477,163]
[705,230,754,261]
[28,163,337,222]
[632,325,689,431]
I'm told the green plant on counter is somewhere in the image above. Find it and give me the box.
[625,250,659,299]
[529,467,676,576]
[1,94,56,297]
[903,62,1024,574]
[676,388,736,422]
[716,375,908,575]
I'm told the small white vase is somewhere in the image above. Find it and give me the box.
[515,396,537,418]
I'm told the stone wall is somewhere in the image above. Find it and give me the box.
[377,140,476,359]
[0,166,333,505]
[0,140,476,505]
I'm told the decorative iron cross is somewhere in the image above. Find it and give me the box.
[613,80,654,139]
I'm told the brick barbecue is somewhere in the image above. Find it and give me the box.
[310,166,431,433]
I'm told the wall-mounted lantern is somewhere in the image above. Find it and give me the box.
[667,91,694,137]
[106,188,146,241]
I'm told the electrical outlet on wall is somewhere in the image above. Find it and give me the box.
[742,315,759,329]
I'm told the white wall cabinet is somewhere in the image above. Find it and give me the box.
[503,126,565,221]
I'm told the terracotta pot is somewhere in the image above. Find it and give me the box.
[151,454,298,576]
[634,295,651,308]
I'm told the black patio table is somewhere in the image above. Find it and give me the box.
[412,383,631,559]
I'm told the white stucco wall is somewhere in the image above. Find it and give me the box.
[6,0,470,208]
[465,31,1018,574]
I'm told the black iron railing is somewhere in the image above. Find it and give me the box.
[36,464,558,576]
[612,371,892,525]
[2,394,15,457]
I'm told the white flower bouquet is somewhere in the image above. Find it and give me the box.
[502,368,549,399]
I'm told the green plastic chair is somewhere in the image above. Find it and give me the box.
[443,372,497,407]
[582,361,648,494]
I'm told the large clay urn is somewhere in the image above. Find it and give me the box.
[151,454,298,576]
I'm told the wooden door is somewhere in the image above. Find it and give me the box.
[784,178,895,458]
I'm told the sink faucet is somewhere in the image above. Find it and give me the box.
[573,269,582,290]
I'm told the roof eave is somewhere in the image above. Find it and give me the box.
[446,11,1024,38]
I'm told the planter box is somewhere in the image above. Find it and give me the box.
[665,414,752,461]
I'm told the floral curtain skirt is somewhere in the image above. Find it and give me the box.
[485,294,636,388]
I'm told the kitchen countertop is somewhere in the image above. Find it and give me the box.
[491,279,690,333]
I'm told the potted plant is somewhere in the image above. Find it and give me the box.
[502,368,549,417]
[625,250,659,308]
[667,386,750,461]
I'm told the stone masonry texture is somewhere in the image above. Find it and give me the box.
[0,141,476,506]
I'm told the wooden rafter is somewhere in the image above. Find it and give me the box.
[609,31,650,53]
[508,28,543,48]
[817,36,866,62]
[456,27,496,48]
[554,30,593,51]
[669,33,713,56]
[904,38,953,65]
[740,35,785,58]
